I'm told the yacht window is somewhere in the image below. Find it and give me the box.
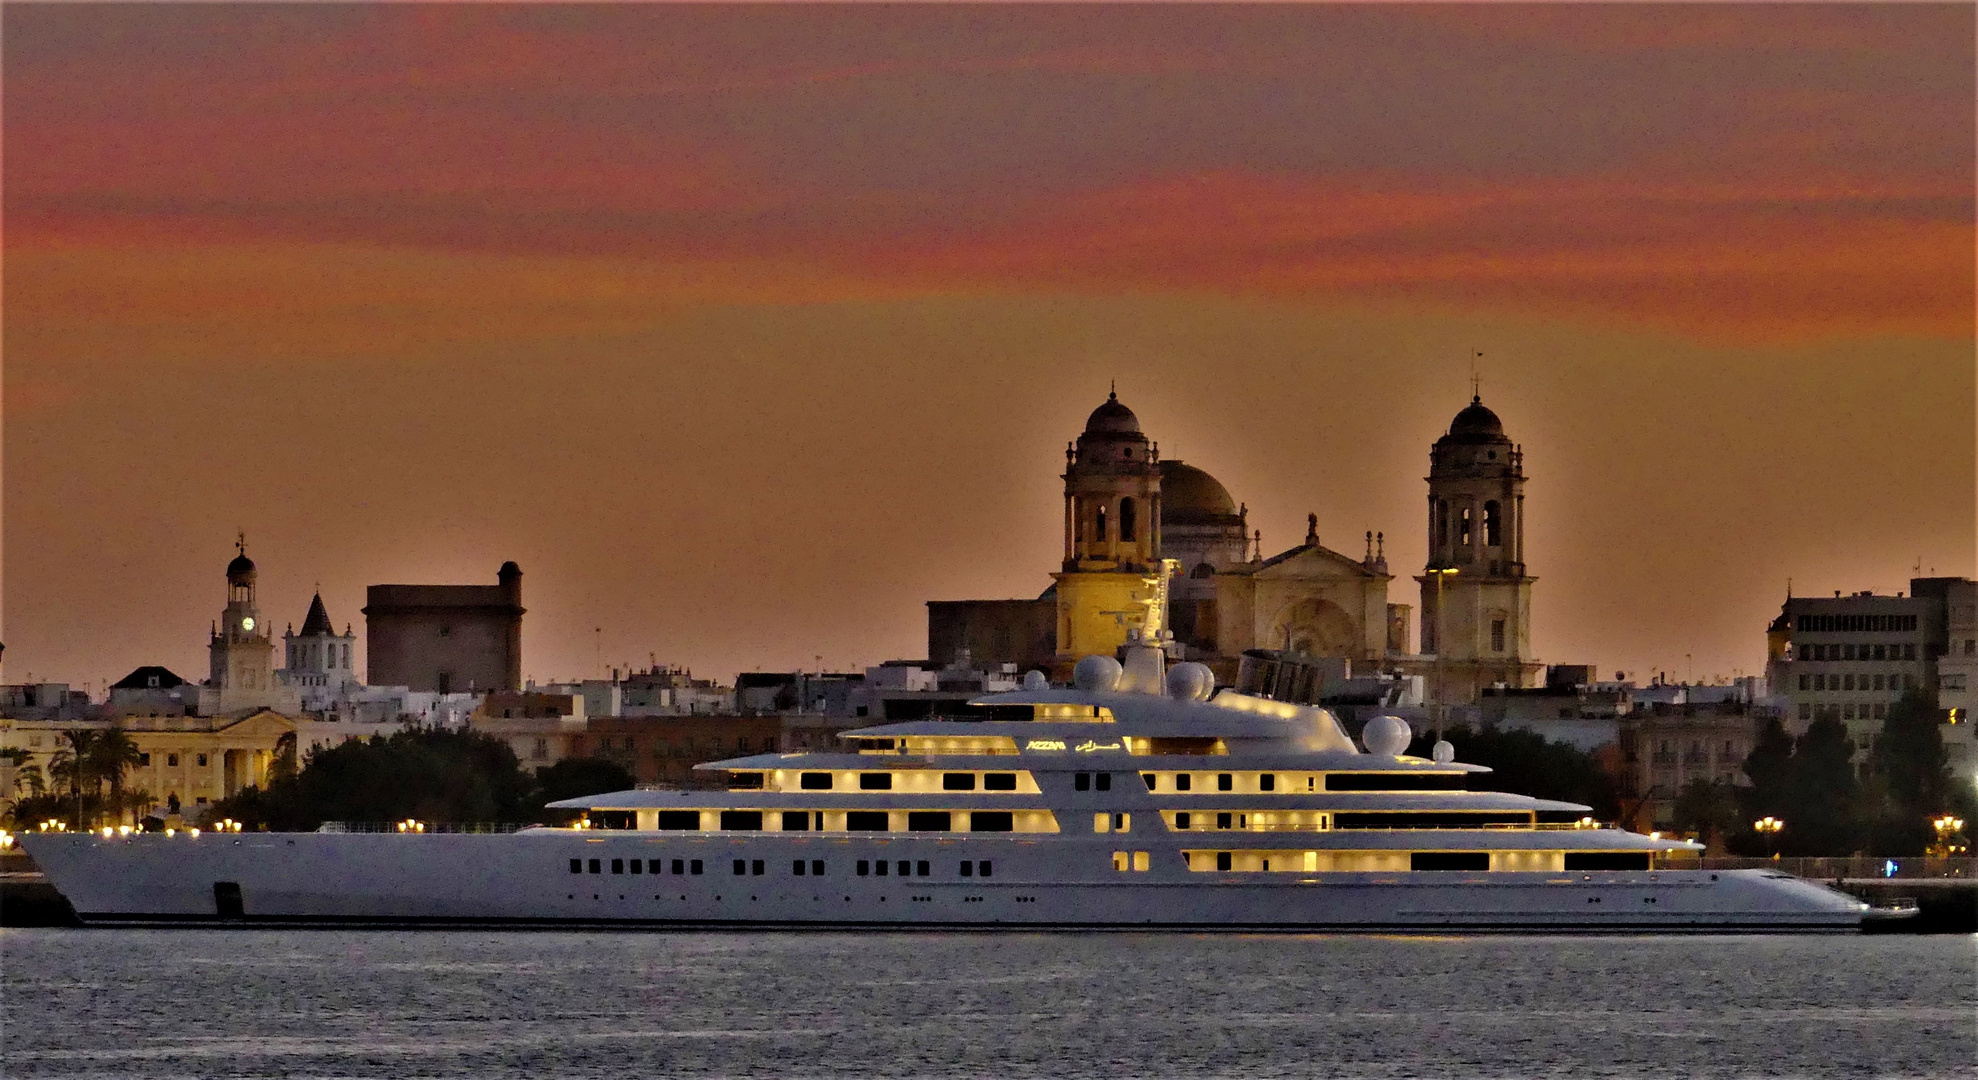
[569,859,582,874]
[1325,773,1467,792]
[1410,852,1490,872]
[898,861,912,877]
[800,772,833,790]
[1563,852,1650,871]
[943,773,977,791]
[970,811,1014,832]
[1113,813,1129,832]
[846,811,888,831]
[720,810,763,831]
[908,811,953,832]
[1174,812,1192,830]
[979,860,993,878]
[671,859,685,875]
[729,772,764,790]
[858,860,870,876]
[859,773,893,791]
[588,859,601,874]
[752,860,764,876]
[690,860,703,875]
[628,860,640,875]
[1096,773,1112,791]
[1133,851,1150,872]
[1112,851,1129,871]
[984,773,1018,791]
[1217,773,1233,791]
[812,860,824,876]
[1216,852,1232,871]
[733,859,746,876]
[648,860,662,874]
[1075,772,1091,791]
[655,811,700,830]
[793,860,807,876]
[916,860,930,876]
[876,860,889,876]
[1142,773,1155,790]
[1259,774,1275,792]
[782,810,811,831]
[1217,812,1232,829]
[1176,774,1192,792]
[1094,813,1111,834]
[960,861,973,877]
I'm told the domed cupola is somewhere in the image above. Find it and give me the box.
[1447,396,1504,439]
[1083,391,1142,435]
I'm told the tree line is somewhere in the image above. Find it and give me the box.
[1673,690,1975,857]
[208,727,635,830]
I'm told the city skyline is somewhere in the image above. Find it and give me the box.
[4,5,1973,691]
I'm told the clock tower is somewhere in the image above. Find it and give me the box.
[207,534,280,713]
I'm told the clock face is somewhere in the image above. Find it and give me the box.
[241,617,256,632]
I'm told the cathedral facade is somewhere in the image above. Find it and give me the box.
[928,389,1543,700]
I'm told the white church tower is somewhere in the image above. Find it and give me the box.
[280,592,359,711]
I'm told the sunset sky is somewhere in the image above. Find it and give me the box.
[4,4,1973,694]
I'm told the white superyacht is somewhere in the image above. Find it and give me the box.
[26,636,1868,930]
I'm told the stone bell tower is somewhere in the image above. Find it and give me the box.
[206,534,282,713]
[1053,390,1164,661]
[1417,396,1541,702]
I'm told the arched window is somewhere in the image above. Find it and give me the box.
[1192,562,1215,579]
[1484,501,1502,547]
[1073,498,1085,543]
[1095,504,1108,542]
[1119,497,1137,542]
[1434,499,1449,549]
[1459,506,1473,546]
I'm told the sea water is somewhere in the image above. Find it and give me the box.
[2,929,1973,1078]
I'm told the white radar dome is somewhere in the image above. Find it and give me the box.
[1362,714,1413,757]
[1022,670,1050,691]
[1071,654,1123,694]
[1166,662,1215,702]
[1432,740,1456,765]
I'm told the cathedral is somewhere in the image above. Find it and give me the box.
[926,390,1541,702]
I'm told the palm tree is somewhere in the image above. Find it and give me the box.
[49,729,100,828]
[89,726,147,826]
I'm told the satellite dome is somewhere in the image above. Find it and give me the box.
[1165,661,1215,702]
[1072,654,1124,693]
[1083,391,1141,435]
[1432,740,1456,765]
[1362,714,1413,757]
[1022,670,1050,691]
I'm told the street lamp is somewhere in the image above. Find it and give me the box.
[1754,815,1784,858]
[1427,566,1459,739]
[1930,814,1966,857]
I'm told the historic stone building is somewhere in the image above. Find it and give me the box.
[279,592,359,711]
[200,538,301,715]
[1410,396,1543,701]
[364,562,525,694]
[929,390,1425,685]
[1051,391,1167,663]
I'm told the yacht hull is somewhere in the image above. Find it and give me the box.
[25,832,1866,931]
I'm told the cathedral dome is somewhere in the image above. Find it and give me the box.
[1083,391,1141,435]
[1160,460,1239,525]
